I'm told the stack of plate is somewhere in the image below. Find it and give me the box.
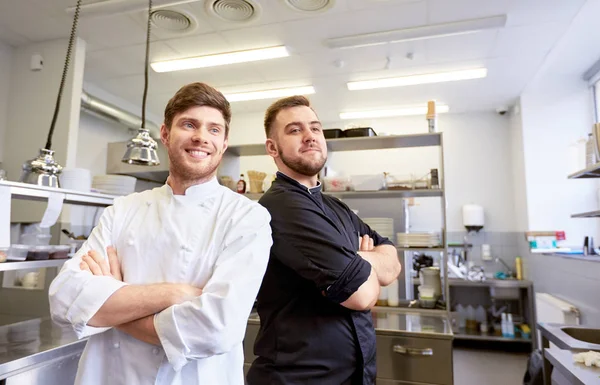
[59,168,91,192]
[397,232,441,248]
[362,218,394,241]
[92,175,137,196]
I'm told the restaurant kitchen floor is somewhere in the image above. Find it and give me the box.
[454,347,530,385]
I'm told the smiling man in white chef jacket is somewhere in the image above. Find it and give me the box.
[49,82,273,385]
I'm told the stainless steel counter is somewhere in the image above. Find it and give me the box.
[0,317,86,380]
[248,308,453,340]
[545,348,600,385]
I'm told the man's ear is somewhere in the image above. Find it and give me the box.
[222,137,228,154]
[265,138,279,158]
[160,124,169,146]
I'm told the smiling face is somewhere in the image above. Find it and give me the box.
[161,105,228,184]
[267,105,327,179]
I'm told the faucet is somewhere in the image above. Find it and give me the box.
[495,257,513,278]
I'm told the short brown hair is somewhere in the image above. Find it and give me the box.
[164,82,231,137]
[264,95,311,138]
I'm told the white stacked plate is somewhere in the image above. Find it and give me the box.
[397,232,441,247]
[92,175,137,196]
[59,168,91,192]
[362,218,394,241]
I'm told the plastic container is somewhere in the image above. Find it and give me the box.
[21,233,52,246]
[7,244,30,261]
[323,176,351,192]
[351,174,385,191]
[49,245,71,259]
[26,245,52,261]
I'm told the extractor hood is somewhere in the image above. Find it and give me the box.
[107,141,169,183]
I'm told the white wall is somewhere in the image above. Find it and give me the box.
[0,41,13,164]
[517,0,600,245]
[231,110,515,232]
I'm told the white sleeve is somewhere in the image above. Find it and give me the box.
[154,205,272,371]
[48,205,128,339]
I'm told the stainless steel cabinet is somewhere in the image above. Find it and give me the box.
[376,334,453,385]
[5,351,81,385]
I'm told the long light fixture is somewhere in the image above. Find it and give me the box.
[151,46,289,73]
[122,0,160,166]
[347,68,487,91]
[340,104,450,120]
[224,86,315,102]
[325,15,507,49]
[66,0,198,16]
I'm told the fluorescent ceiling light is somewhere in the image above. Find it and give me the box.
[348,68,487,91]
[151,46,289,73]
[224,86,315,102]
[325,15,507,49]
[340,104,450,120]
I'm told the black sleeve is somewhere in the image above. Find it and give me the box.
[263,192,372,304]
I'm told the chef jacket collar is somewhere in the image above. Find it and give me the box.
[164,176,221,199]
[276,171,322,195]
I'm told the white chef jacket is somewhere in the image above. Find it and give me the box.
[49,178,272,385]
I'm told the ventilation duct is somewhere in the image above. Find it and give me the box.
[80,90,161,139]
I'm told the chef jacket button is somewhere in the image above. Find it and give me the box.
[127,239,134,246]
[146,201,152,206]
[152,347,160,355]
[180,245,186,250]
[113,342,120,349]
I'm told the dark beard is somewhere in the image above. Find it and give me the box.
[280,151,326,177]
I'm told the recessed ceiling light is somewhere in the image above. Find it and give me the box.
[325,15,507,49]
[224,86,315,102]
[340,104,450,119]
[151,46,289,73]
[347,68,487,90]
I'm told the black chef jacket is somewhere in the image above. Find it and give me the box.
[247,172,394,385]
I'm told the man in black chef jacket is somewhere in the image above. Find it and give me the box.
[247,95,402,385]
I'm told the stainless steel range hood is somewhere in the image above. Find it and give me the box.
[106,141,170,183]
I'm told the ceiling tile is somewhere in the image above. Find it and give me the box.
[426,0,510,24]
[77,13,148,49]
[492,22,569,58]
[162,33,231,57]
[506,0,586,27]
[424,29,498,63]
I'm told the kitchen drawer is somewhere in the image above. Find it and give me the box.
[243,323,260,363]
[377,379,438,385]
[376,335,453,385]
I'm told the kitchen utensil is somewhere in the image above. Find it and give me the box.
[247,170,267,193]
[344,127,376,137]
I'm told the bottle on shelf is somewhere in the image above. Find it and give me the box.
[507,313,515,338]
[586,133,597,167]
[426,100,437,133]
[476,305,487,334]
[456,304,466,329]
[236,174,247,194]
[515,256,523,280]
[501,313,508,337]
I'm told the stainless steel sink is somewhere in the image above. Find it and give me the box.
[561,327,600,345]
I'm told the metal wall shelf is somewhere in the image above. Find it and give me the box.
[245,188,444,201]
[0,259,66,272]
[568,162,600,179]
[454,332,532,343]
[571,210,600,218]
[0,180,116,207]
[227,132,442,156]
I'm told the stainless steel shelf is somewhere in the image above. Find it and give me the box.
[454,332,531,343]
[448,278,533,288]
[398,246,445,252]
[245,189,444,201]
[373,306,447,316]
[568,162,600,179]
[0,259,66,272]
[227,133,442,156]
[571,210,600,218]
[0,180,115,207]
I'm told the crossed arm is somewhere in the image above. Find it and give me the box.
[80,247,200,345]
[357,234,402,287]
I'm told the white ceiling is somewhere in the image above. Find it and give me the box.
[0,0,587,122]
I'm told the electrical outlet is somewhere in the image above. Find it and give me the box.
[482,244,492,261]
